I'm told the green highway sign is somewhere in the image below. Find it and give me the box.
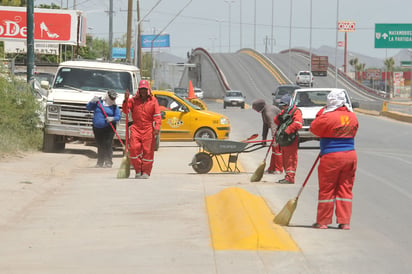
[375,24,412,48]
[401,61,412,67]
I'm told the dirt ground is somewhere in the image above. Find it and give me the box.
[0,144,96,228]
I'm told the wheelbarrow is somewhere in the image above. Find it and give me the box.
[189,137,266,174]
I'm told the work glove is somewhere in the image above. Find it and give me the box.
[90,96,100,103]
[106,116,115,123]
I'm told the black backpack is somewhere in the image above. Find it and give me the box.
[275,108,298,147]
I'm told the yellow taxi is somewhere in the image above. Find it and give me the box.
[152,90,231,141]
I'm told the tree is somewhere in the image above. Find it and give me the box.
[384,57,395,98]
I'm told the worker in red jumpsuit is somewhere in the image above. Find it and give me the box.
[274,94,302,184]
[123,80,161,179]
[252,99,283,174]
[310,89,359,229]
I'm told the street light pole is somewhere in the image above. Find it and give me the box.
[288,0,293,80]
[309,0,312,73]
[254,0,256,49]
[240,0,242,49]
[216,19,223,52]
[271,0,274,54]
[335,0,340,88]
[224,0,235,53]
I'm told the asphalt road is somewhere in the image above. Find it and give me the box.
[0,100,411,273]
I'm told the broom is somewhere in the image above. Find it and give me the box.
[273,153,320,226]
[97,100,130,178]
[250,134,277,182]
[116,90,130,179]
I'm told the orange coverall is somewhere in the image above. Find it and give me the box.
[310,106,359,226]
[123,94,161,176]
[274,105,303,183]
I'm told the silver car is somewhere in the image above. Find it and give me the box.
[223,90,246,109]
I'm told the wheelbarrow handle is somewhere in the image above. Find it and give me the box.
[243,139,272,144]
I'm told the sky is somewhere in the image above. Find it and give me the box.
[33,0,412,60]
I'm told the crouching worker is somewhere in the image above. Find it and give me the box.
[310,89,359,230]
[123,80,161,179]
[251,99,283,174]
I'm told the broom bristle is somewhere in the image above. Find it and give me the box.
[250,161,266,182]
[117,155,130,179]
[273,198,298,226]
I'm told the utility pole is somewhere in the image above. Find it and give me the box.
[126,0,133,63]
[26,0,34,83]
[136,0,142,68]
[108,0,113,61]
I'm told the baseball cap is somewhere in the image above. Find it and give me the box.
[279,94,291,106]
[107,89,117,100]
[138,80,150,89]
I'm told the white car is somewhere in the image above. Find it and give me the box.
[292,88,358,143]
[194,88,204,99]
[296,71,314,87]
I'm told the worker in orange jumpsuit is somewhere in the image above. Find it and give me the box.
[251,99,283,174]
[274,94,302,184]
[310,89,359,229]
[123,80,161,179]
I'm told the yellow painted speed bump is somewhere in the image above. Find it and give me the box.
[206,187,299,251]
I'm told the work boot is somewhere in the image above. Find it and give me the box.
[140,173,150,179]
[277,178,293,184]
[338,224,350,230]
[312,223,328,229]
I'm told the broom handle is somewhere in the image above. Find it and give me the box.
[125,90,129,153]
[296,153,320,199]
[97,100,125,147]
[296,153,320,200]
[263,134,277,162]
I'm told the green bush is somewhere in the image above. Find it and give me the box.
[0,77,43,154]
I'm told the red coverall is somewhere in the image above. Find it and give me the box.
[310,107,359,226]
[123,93,161,176]
[274,106,303,183]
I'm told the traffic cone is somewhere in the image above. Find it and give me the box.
[188,80,196,99]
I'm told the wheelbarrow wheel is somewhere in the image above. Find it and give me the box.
[191,152,213,174]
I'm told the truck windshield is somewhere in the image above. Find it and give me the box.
[53,67,133,94]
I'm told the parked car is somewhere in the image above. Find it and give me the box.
[292,88,358,144]
[272,84,301,106]
[173,87,188,98]
[153,90,231,141]
[223,90,246,109]
[194,87,204,99]
[296,71,314,87]
[14,71,55,89]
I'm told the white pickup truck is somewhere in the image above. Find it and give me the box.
[292,88,359,144]
[42,60,141,152]
[295,71,314,87]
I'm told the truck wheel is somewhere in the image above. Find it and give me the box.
[191,152,213,174]
[43,133,64,152]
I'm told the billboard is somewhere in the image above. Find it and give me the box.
[4,40,59,55]
[338,21,356,32]
[112,48,134,59]
[141,34,170,48]
[0,6,86,46]
[375,24,412,48]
